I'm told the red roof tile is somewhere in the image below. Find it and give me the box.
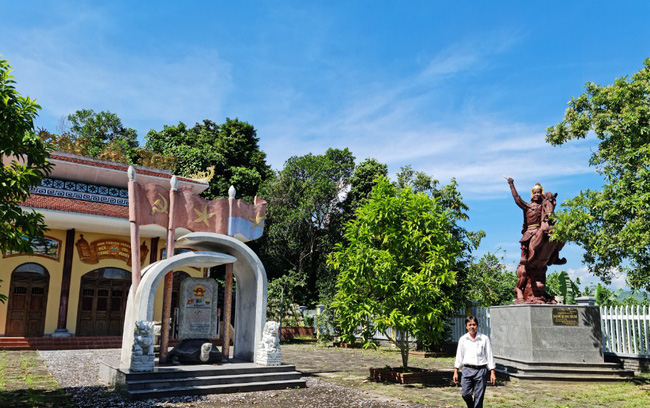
[23,194,128,219]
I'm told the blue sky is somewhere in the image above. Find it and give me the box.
[3,1,650,290]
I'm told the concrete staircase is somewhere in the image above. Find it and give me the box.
[100,361,306,399]
[496,357,635,381]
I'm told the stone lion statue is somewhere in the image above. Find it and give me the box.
[132,320,155,356]
[255,321,281,366]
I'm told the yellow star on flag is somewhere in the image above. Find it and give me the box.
[194,206,215,227]
[250,212,265,229]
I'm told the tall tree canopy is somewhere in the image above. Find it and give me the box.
[0,57,52,260]
[145,118,271,200]
[464,251,517,307]
[42,110,175,169]
[255,148,356,304]
[342,157,388,218]
[395,165,484,308]
[65,109,139,161]
[329,177,464,369]
[546,58,650,290]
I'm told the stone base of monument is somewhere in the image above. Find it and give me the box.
[166,339,224,364]
[490,305,634,381]
[99,359,306,400]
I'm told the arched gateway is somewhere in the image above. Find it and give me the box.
[120,232,267,371]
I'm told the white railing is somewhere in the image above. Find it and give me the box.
[450,305,650,357]
[601,305,650,355]
[450,306,490,340]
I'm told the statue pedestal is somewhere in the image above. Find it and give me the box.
[490,305,632,380]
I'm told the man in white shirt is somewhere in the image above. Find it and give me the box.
[452,315,496,408]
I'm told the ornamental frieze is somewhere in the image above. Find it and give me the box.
[76,235,148,266]
[31,177,129,206]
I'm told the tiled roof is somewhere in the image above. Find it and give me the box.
[23,194,128,219]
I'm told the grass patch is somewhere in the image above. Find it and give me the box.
[0,350,72,407]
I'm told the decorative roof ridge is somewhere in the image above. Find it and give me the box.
[48,151,207,185]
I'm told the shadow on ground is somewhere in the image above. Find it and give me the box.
[0,388,73,408]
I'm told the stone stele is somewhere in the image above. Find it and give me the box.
[178,277,219,340]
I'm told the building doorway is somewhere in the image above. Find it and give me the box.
[5,263,50,337]
[76,267,131,336]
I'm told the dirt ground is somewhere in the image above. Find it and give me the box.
[272,344,650,408]
[32,343,650,407]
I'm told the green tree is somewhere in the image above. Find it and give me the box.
[595,283,623,307]
[65,109,139,162]
[256,148,355,304]
[546,58,650,290]
[546,271,581,304]
[40,123,176,170]
[394,165,483,247]
[342,157,388,219]
[329,177,462,369]
[465,251,517,307]
[395,165,484,310]
[0,57,53,302]
[266,270,307,327]
[145,118,271,201]
[620,291,650,306]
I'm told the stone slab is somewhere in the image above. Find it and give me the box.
[178,278,219,340]
[490,304,604,364]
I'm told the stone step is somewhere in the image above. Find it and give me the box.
[498,366,634,375]
[498,368,634,377]
[119,363,299,382]
[124,378,307,400]
[125,370,303,390]
[503,372,635,382]
[0,341,30,347]
[496,363,635,381]
[498,360,626,370]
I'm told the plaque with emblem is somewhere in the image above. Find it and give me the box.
[552,307,579,326]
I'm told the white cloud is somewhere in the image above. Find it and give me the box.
[3,10,233,138]
[254,35,598,199]
[3,12,598,201]
[567,265,628,291]
[260,89,597,199]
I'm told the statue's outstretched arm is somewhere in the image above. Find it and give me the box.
[504,176,527,209]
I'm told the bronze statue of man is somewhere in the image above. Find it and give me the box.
[505,177,566,304]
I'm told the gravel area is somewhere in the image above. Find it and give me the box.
[39,347,427,408]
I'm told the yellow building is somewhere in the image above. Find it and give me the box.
[0,152,208,338]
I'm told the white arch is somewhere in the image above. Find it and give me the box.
[175,232,268,363]
[120,250,236,369]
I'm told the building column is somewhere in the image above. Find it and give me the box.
[222,263,234,360]
[52,228,75,337]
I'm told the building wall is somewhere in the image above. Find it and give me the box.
[0,228,202,336]
[0,228,67,335]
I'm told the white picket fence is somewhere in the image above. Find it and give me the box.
[450,305,650,357]
[450,306,490,340]
[601,305,650,355]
